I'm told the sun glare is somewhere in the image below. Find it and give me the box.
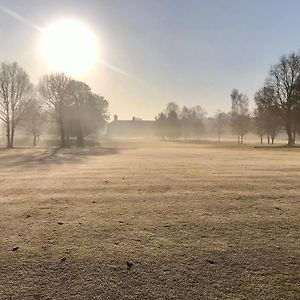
[41,19,98,76]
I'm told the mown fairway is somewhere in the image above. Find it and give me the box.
[0,140,299,300]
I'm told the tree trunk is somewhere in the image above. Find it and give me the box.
[288,135,293,146]
[10,108,15,149]
[33,134,37,146]
[10,125,15,149]
[60,125,66,147]
[260,135,263,144]
[240,135,243,144]
[271,136,275,144]
[287,131,294,146]
[292,123,296,144]
[58,115,66,147]
[283,113,295,146]
[286,120,295,147]
[267,134,270,145]
[76,126,84,147]
[218,132,221,144]
[237,135,240,144]
[57,106,66,148]
[6,122,11,148]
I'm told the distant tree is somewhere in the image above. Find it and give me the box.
[180,106,193,141]
[86,93,109,136]
[64,80,109,146]
[155,112,168,140]
[253,107,266,144]
[0,62,33,148]
[165,102,180,116]
[179,105,206,141]
[230,89,250,144]
[191,106,206,139]
[38,73,72,147]
[167,109,181,140]
[157,102,182,140]
[214,110,228,143]
[156,103,206,142]
[267,115,282,144]
[21,98,47,146]
[266,52,300,146]
[254,86,282,144]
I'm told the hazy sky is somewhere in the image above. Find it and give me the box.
[1,0,300,120]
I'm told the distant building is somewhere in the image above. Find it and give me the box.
[106,115,155,137]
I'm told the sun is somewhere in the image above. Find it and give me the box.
[41,19,98,76]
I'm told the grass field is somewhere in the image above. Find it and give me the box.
[0,140,299,300]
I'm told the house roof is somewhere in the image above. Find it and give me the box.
[108,119,155,124]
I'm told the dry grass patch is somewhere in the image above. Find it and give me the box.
[0,140,299,299]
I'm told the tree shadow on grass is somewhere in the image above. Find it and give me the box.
[254,144,300,149]
[0,146,121,168]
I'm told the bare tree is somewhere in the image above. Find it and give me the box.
[231,89,250,144]
[253,108,266,144]
[21,98,46,146]
[191,106,206,140]
[266,52,300,146]
[180,106,193,141]
[38,73,71,147]
[254,86,282,144]
[179,105,206,141]
[214,110,228,143]
[0,62,33,148]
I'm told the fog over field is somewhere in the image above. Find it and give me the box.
[0,140,299,299]
[0,1,300,299]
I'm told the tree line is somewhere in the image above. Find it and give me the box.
[0,62,109,148]
[155,102,230,143]
[230,51,300,146]
[156,50,300,146]
[155,102,206,141]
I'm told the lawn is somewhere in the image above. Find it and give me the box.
[0,140,299,299]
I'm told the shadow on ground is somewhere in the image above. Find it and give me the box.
[0,146,121,168]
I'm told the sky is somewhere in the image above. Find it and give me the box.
[1,0,300,120]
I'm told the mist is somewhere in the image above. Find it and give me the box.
[0,1,299,300]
